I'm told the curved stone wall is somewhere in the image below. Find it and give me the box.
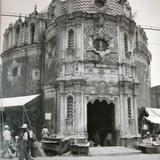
[1,44,42,97]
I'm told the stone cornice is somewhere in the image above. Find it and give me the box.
[118,76,139,86]
[1,43,42,61]
[47,12,136,30]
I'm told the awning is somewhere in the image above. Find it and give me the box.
[0,94,40,108]
[144,107,160,124]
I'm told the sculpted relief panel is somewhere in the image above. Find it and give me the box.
[125,64,133,78]
[85,81,119,96]
[84,20,118,65]
[44,37,58,83]
[7,59,22,86]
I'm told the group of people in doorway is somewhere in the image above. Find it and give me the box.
[1,124,36,160]
[92,131,113,147]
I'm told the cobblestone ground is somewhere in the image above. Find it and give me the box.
[2,154,160,160]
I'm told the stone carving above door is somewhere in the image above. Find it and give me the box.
[86,95,115,104]
[85,81,119,96]
[96,81,108,94]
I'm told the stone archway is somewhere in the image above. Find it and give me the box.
[87,99,115,146]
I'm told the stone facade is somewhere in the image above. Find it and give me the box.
[1,8,46,137]
[1,0,152,145]
[151,86,160,109]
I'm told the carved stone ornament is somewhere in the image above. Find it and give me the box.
[46,40,56,69]
[84,24,118,64]
[96,81,108,94]
[7,59,22,86]
[65,118,73,125]
[98,68,105,75]
[48,0,56,19]
[126,51,132,58]
[91,28,113,55]
[144,65,150,84]
[84,50,101,62]
[66,48,74,55]
[125,65,133,78]
[102,52,118,65]
[32,69,40,80]
[87,95,114,104]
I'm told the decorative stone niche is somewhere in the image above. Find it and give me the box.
[32,69,40,80]
[95,0,106,8]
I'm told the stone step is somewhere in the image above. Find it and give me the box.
[88,146,141,156]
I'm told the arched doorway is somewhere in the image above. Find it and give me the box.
[87,99,115,146]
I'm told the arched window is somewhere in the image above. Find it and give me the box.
[136,31,138,48]
[15,26,20,46]
[67,95,74,119]
[127,97,132,118]
[30,24,35,43]
[93,39,109,52]
[124,33,128,53]
[68,29,74,49]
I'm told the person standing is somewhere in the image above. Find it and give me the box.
[28,127,36,158]
[106,132,112,146]
[19,124,31,160]
[2,125,13,159]
[41,125,49,140]
[93,131,101,147]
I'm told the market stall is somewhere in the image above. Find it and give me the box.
[0,94,40,157]
[137,107,160,153]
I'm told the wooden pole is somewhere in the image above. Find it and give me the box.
[0,111,2,158]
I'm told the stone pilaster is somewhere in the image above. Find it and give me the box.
[34,23,40,43]
[19,24,24,46]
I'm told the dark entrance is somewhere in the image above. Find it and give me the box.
[87,100,115,146]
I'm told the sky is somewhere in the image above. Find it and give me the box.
[0,0,160,87]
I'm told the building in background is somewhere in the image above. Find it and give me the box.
[1,0,152,146]
[151,86,160,109]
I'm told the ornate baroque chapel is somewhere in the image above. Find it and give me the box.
[1,0,152,146]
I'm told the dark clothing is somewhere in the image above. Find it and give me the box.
[18,130,31,160]
[23,141,30,160]
[30,138,35,157]
[94,133,101,146]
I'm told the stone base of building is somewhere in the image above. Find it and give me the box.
[120,136,141,148]
[54,133,141,148]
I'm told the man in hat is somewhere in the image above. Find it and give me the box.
[19,124,32,160]
[2,125,13,159]
[41,125,49,140]
[28,126,36,158]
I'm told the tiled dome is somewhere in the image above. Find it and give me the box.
[49,0,131,19]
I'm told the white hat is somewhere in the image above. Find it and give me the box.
[4,125,9,129]
[21,124,27,129]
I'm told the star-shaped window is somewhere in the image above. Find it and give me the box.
[95,0,106,8]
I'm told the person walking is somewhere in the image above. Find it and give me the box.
[2,125,13,159]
